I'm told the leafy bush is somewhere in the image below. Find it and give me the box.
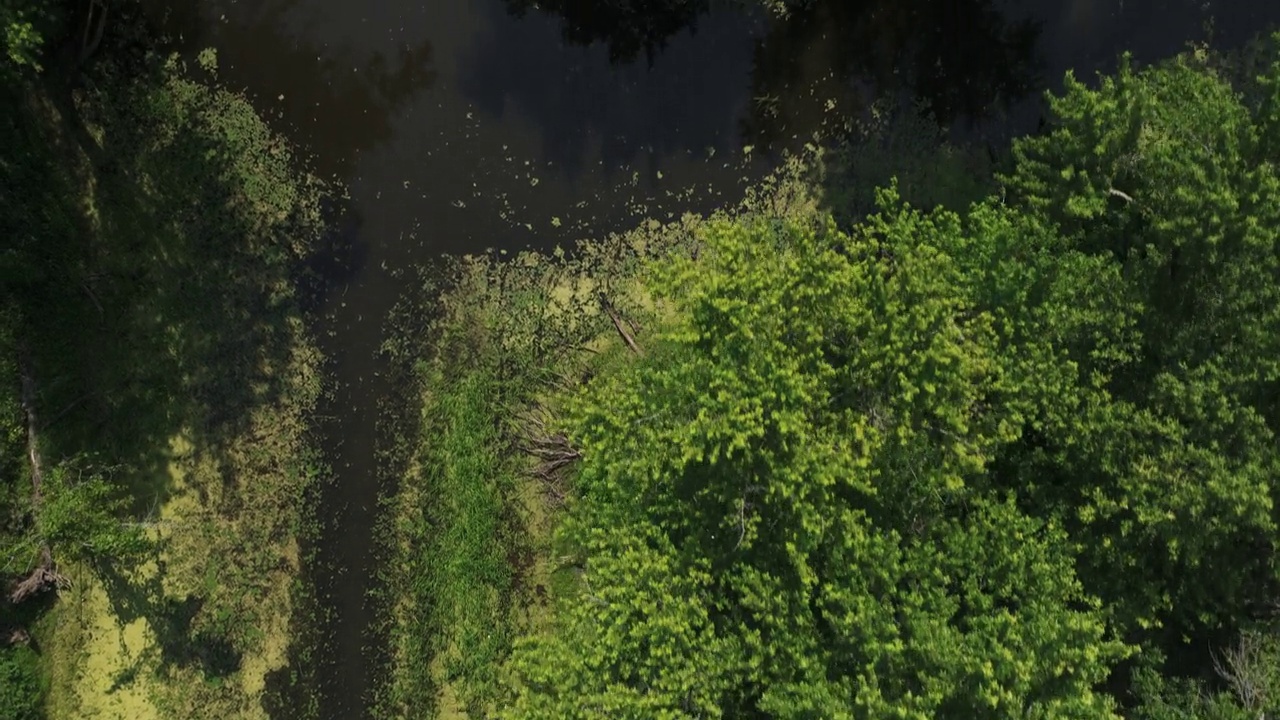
[0,645,43,720]
[39,463,150,565]
[1,0,43,69]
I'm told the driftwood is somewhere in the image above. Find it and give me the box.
[8,347,70,604]
[519,408,581,507]
[598,293,641,355]
[3,626,31,647]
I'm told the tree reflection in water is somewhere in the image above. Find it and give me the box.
[500,0,1042,149]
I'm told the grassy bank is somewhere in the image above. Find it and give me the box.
[0,28,330,719]
[377,363,517,718]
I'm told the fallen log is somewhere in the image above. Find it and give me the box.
[598,292,641,355]
[8,547,69,604]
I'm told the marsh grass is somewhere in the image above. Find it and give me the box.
[373,240,668,717]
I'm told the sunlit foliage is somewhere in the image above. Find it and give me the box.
[504,204,1129,717]
[498,36,1280,718]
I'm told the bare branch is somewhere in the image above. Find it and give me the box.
[733,498,747,551]
[1212,631,1273,712]
[599,293,642,355]
[19,347,44,502]
[518,417,581,508]
[79,0,109,64]
[41,391,98,431]
[1108,187,1136,204]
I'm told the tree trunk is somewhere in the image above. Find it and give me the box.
[8,347,69,604]
[79,0,109,65]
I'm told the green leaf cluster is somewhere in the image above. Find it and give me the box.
[0,0,45,70]
[38,463,150,565]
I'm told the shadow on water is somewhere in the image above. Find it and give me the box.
[740,0,1042,148]
[138,4,439,715]
[0,1,332,710]
[461,0,757,178]
[488,0,1042,157]
[298,199,369,313]
[144,0,439,179]
[501,0,713,64]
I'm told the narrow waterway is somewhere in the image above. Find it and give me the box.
[144,0,1280,717]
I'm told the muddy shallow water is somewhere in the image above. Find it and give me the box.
[142,0,1280,716]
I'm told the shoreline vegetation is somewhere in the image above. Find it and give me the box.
[377,35,1280,720]
[373,154,825,717]
[8,1,1280,718]
[2,7,331,718]
[371,81,997,713]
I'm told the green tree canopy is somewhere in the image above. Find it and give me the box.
[505,204,1129,717]
[1001,45,1280,639]
[503,37,1280,717]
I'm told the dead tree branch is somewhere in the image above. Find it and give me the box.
[598,292,641,355]
[1212,631,1272,713]
[41,391,97,431]
[19,348,43,502]
[521,433,580,507]
[2,626,31,647]
[9,547,70,604]
[1107,187,1136,204]
[517,406,581,507]
[734,497,747,550]
[80,280,104,318]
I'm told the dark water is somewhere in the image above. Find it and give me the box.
[142,0,1280,717]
